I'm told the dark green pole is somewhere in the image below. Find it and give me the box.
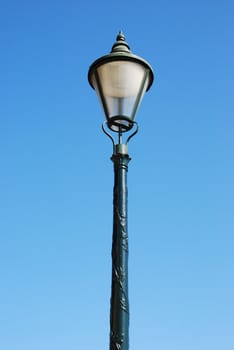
[110,152,131,350]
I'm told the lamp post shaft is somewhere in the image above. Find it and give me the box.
[110,152,131,350]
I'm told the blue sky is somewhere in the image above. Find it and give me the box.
[0,0,234,349]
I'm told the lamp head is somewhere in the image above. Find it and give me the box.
[88,31,154,132]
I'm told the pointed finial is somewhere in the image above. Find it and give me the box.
[116,30,125,42]
[111,31,131,53]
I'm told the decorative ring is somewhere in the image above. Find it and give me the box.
[107,116,134,132]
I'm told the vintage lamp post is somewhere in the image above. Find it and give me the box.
[88,32,154,350]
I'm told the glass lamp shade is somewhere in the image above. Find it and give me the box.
[88,32,154,132]
[89,59,151,131]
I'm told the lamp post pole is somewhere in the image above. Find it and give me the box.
[110,150,130,350]
[88,32,154,350]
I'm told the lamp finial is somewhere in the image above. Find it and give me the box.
[117,30,125,41]
[111,31,130,53]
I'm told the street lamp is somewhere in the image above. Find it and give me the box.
[88,31,154,350]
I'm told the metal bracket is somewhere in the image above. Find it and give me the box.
[102,122,115,153]
[102,121,139,155]
[126,122,139,145]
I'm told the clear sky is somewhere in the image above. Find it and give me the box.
[0,0,234,349]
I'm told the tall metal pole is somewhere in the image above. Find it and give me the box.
[110,151,131,350]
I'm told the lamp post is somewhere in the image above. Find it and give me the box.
[88,32,154,350]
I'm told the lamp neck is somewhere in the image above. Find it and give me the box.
[102,121,139,156]
[114,144,128,156]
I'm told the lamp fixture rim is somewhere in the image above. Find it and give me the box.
[88,51,154,92]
